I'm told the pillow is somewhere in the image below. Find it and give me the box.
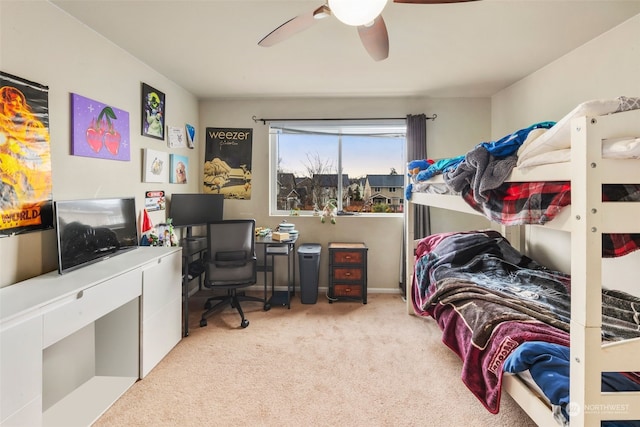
[515,128,549,158]
[517,137,640,168]
[603,136,640,159]
[517,149,571,168]
[517,98,624,165]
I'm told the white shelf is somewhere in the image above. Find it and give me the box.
[42,376,136,427]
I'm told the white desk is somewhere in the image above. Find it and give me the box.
[0,246,181,427]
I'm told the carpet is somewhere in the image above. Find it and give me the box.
[93,292,537,427]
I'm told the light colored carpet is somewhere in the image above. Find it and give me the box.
[93,292,538,427]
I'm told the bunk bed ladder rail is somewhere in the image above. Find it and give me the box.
[570,113,640,427]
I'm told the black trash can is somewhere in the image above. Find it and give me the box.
[298,243,321,304]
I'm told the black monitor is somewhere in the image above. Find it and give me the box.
[54,197,139,274]
[169,193,224,239]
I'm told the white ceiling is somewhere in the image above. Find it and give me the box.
[51,0,640,100]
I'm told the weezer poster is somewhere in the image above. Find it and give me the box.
[0,72,54,236]
[204,127,252,200]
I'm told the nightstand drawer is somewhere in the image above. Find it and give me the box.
[331,251,363,264]
[333,284,362,298]
[328,242,367,304]
[332,267,363,281]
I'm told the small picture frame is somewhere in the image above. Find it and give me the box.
[143,148,169,183]
[170,154,188,184]
[141,83,165,140]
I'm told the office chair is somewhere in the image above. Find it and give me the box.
[200,219,262,329]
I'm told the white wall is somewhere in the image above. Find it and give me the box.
[6,4,634,293]
[491,14,640,294]
[0,1,491,291]
[0,1,201,287]
[199,97,491,291]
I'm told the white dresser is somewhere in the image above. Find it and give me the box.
[0,246,182,427]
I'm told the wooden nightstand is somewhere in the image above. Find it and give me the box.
[328,242,368,304]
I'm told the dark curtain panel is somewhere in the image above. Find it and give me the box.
[406,114,431,239]
[401,114,431,293]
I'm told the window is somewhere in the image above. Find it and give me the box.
[269,120,406,215]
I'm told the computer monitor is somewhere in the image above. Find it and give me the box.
[54,197,139,274]
[169,193,224,239]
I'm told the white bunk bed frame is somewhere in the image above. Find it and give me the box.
[405,108,640,427]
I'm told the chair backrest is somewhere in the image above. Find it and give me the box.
[205,219,256,287]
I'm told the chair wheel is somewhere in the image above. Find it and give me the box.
[241,319,249,328]
[263,303,271,311]
[200,319,207,327]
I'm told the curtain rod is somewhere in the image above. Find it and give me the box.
[251,114,437,125]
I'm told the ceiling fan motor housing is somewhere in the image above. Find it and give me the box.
[328,0,388,26]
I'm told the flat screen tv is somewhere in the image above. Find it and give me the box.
[54,197,139,274]
[169,193,224,238]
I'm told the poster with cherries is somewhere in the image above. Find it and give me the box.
[71,93,130,161]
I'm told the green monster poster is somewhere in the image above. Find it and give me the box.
[204,127,252,200]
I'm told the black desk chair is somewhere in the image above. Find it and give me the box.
[200,219,262,329]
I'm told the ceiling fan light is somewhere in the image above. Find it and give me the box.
[328,0,388,26]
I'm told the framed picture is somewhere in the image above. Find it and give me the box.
[0,72,54,236]
[170,154,189,184]
[167,125,186,148]
[204,127,252,199]
[141,83,165,140]
[143,148,169,183]
[71,93,130,161]
[185,123,195,148]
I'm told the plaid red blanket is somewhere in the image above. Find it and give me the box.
[460,183,640,257]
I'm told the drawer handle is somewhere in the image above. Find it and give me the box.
[345,272,351,276]
[345,256,352,260]
[76,290,84,299]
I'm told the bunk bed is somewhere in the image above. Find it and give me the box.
[404,101,640,427]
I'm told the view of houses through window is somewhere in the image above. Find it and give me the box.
[269,120,406,215]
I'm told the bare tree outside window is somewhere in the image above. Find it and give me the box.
[303,152,335,209]
[271,121,405,214]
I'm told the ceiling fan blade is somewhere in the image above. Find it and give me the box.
[258,5,327,47]
[358,16,389,61]
[393,0,479,3]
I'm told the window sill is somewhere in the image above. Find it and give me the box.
[270,212,403,219]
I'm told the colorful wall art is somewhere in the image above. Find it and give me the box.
[204,127,252,200]
[0,71,54,236]
[141,83,165,140]
[71,93,130,161]
[185,123,195,148]
[170,154,188,184]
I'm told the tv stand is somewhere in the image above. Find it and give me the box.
[0,246,182,427]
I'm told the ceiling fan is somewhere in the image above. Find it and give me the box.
[258,0,480,61]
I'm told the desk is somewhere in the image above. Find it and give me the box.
[256,235,297,309]
[0,247,181,426]
[180,237,208,337]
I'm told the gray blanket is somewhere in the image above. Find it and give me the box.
[443,146,517,203]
